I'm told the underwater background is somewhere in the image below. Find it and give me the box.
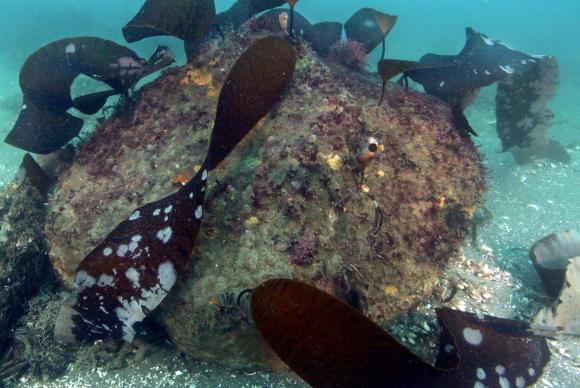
[0,0,578,387]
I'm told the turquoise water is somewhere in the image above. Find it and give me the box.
[0,1,579,386]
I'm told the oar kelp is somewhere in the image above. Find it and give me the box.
[534,258,580,336]
[216,0,285,28]
[16,153,51,197]
[122,0,215,44]
[376,59,434,104]
[122,0,216,61]
[382,28,563,161]
[250,0,287,15]
[529,230,580,298]
[53,37,296,344]
[345,8,398,54]
[251,278,550,388]
[407,28,540,106]
[4,37,175,154]
[304,22,343,57]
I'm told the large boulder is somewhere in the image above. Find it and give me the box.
[45,29,486,367]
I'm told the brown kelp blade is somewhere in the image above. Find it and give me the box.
[216,0,285,29]
[72,90,119,115]
[20,37,160,101]
[529,230,580,298]
[18,153,51,195]
[5,101,84,154]
[409,28,543,108]
[345,8,398,53]
[451,103,478,137]
[147,45,177,70]
[252,279,551,388]
[5,37,173,154]
[378,59,422,82]
[250,0,285,15]
[251,279,436,387]
[371,9,397,37]
[122,0,216,44]
[435,308,550,387]
[377,59,427,105]
[534,258,580,337]
[54,38,294,345]
[208,36,296,170]
[304,22,343,56]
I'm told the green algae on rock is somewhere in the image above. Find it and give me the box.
[45,28,486,367]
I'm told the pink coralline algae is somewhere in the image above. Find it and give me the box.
[289,231,318,265]
[329,40,368,70]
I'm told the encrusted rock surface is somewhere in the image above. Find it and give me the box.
[0,179,53,354]
[45,27,486,367]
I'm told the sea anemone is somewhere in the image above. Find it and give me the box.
[329,40,367,70]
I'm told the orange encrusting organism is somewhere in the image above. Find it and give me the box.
[172,171,192,186]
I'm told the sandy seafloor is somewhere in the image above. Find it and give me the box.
[1,1,579,387]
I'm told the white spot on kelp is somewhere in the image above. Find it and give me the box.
[499,376,510,388]
[65,43,76,53]
[158,261,177,291]
[463,327,483,346]
[195,205,203,220]
[97,274,115,287]
[156,227,173,243]
[481,36,494,46]
[125,267,140,288]
[117,244,129,257]
[75,270,96,289]
[499,65,514,74]
[528,368,535,377]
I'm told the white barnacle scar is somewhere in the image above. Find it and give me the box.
[462,327,483,346]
